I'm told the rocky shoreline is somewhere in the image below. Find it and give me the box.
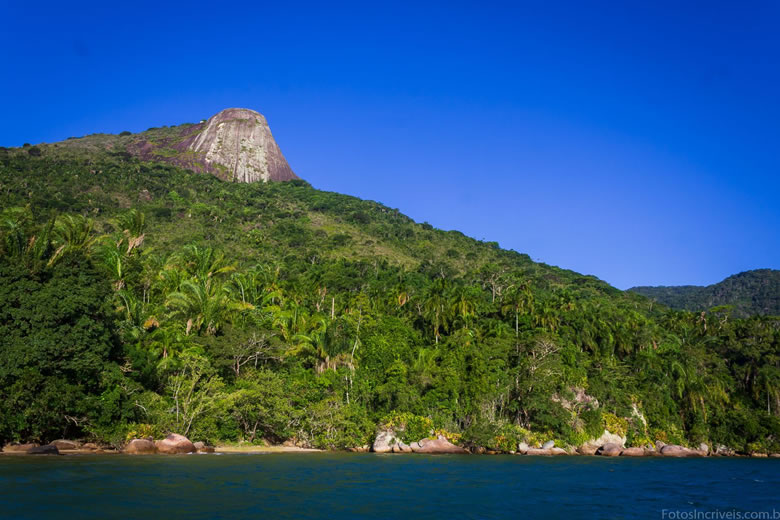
[0,434,322,457]
[3,431,779,459]
[358,428,780,459]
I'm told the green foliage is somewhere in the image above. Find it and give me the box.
[380,411,434,443]
[0,252,122,443]
[602,412,629,437]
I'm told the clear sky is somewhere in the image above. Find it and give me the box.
[1,1,778,289]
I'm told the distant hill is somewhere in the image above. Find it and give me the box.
[629,269,780,317]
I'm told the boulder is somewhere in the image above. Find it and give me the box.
[397,442,413,453]
[751,453,768,458]
[660,444,702,458]
[579,430,626,455]
[414,435,467,454]
[596,443,622,457]
[620,447,645,457]
[27,445,59,455]
[51,440,80,451]
[655,440,666,451]
[698,443,710,454]
[714,445,735,457]
[517,442,530,454]
[577,444,599,456]
[193,442,215,453]
[124,438,158,454]
[82,443,101,451]
[769,453,780,458]
[409,441,424,453]
[525,448,552,455]
[542,440,555,450]
[2,443,39,453]
[550,447,568,456]
[472,446,486,455]
[156,433,196,454]
[372,430,396,454]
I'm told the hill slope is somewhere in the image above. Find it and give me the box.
[0,122,778,454]
[630,269,780,317]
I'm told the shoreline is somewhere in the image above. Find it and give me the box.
[0,445,323,456]
[2,446,778,458]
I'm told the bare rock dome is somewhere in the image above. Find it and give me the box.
[184,108,297,183]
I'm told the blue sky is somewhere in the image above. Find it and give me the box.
[1,1,778,289]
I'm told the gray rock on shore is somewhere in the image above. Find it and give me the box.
[156,433,196,454]
[542,441,555,450]
[517,442,530,454]
[577,444,599,455]
[51,440,80,450]
[619,447,645,457]
[124,438,158,454]
[2,443,39,453]
[525,448,553,455]
[596,443,622,457]
[659,444,704,457]
[193,441,215,453]
[372,430,396,453]
[27,444,60,455]
[414,436,467,454]
[579,430,626,455]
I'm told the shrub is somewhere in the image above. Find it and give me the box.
[603,412,629,437]
[380,411,434,443]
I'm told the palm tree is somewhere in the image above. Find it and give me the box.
[0,208,56,270]
[148,323,189,360]
[176,245,236,281]
[755,365,780,416]
[291,315,331,373]
[501,282,534,346]
[50,214,104,264]
[0,207,32,258]
[422,278,451,344]
[271,299,309,342]
[165,278,251,335]
[110,209,146,255]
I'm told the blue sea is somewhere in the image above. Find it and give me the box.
[1,453,778,519]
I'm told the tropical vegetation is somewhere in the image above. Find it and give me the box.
[0,139,778,453]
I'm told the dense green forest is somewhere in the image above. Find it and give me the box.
[1,141,779,453]
[630,269,780,318]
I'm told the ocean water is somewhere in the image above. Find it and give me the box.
[0,453,777,519]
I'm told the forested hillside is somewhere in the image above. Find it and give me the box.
[630,270,780,318]
[1,139,778,454]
